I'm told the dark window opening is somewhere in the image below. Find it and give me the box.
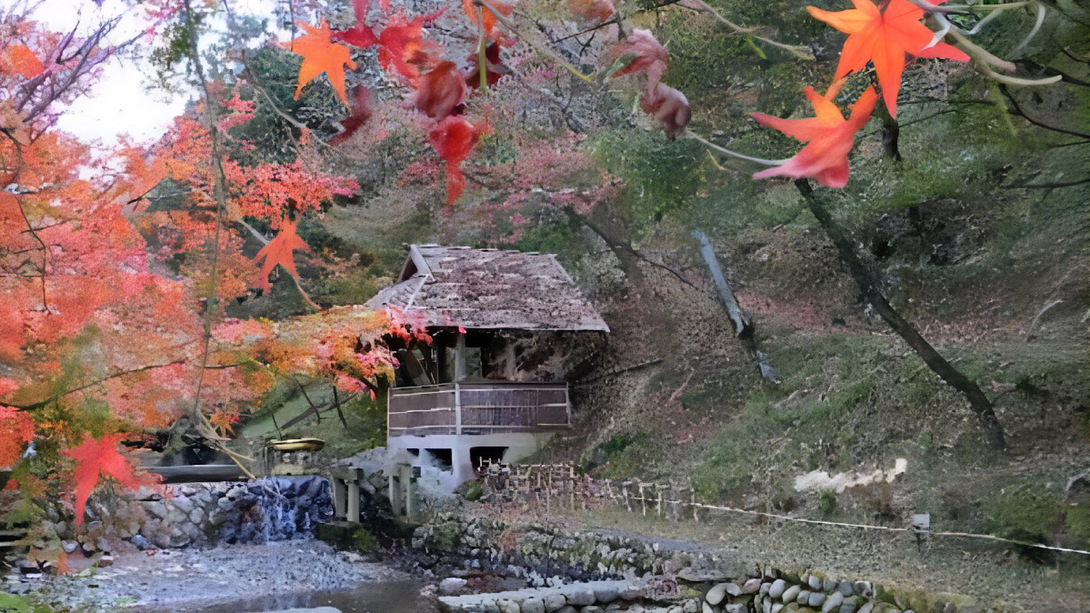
[424,448,453,471]
[470,446,508,470]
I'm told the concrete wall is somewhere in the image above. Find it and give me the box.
[387,432,554,484]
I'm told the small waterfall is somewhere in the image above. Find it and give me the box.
[219,476,334,544]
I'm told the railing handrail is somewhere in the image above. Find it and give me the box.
[389,381,568,395]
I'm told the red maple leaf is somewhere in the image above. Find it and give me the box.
[283,20,358,104]
[751,80,879,188]
[640,84,691,140]
[377,14,444,86]
[465,42,507,90]
[254,216,310,290]
[414,61,468,119]
[429,115,486,204]
[608,29,668,94]
[335,0,379,48]
[329,85,375,145]
[62,434,159,526]
[807,0,969,118]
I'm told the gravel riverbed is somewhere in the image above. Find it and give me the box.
[31,539,418,612]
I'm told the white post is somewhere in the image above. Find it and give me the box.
[455,382,462,436]
[346,469,361,523]
[454,334,466,382]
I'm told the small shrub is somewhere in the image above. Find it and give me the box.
[818,489,838,517]
[463,480,484,502]
[352,527,376,553]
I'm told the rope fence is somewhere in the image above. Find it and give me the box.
[476,460,1090,558]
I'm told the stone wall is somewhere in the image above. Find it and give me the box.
[412,515,975,613]
[43,476,332,555]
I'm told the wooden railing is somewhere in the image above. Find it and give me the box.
[388,382,570,437]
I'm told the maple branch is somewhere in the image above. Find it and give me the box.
[9,360,189,411]
[940,23,1017,73]
[182,0,237,450]
[552,0,682,43]
[476,4,489,92]
[476,0,595,84]
[4,147,50,310]
[795,179,1006,450]
[999,85,1090,139]
[904,0,1031,14]
[684,129,786,167]
[684,0,814,60]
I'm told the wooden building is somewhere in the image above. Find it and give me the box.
[365,245,609,483]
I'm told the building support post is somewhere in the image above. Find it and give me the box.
[346,468,361,523]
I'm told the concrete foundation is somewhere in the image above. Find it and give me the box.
[387,432,554,484]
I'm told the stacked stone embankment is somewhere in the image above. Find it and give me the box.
[37,475,331,554]
[414,515,974,613]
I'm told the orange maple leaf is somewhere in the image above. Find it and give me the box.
[62,434,158,526]
[751,80,879,188]
[807,0,969,118]
[283,20,358,104]
[463,0,513,40]
[254,216,310,290]
[1,44,45,79]
[567,0,616,24]
[0,405,34,467]
[209,409,239,437]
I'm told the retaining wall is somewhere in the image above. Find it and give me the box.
[413,515,976,613]
[38,476,332,554]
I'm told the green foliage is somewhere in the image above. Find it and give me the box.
[593,129,708,232]
[599,432,658,480]
[657,1,821,114]
[0,593,30,613]
[428,521,464,551]
[0,593,53,613]
[818,489,837,516]
[1066,507,1090,545]
[148,13,202,91]
[463,480,484,502]
[228,47,348,164]
[352,526,376,552]
[983,483,1064,545]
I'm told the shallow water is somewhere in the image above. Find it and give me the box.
[137,579,438,613]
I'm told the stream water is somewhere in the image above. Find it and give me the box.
[138,579,438,613]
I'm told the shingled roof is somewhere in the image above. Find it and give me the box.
[364,245,609,332]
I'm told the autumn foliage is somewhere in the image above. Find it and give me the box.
[0,0,1056,553]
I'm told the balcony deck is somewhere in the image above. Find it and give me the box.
[388,382,570,438]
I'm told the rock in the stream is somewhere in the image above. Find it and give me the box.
[440,577,469,595]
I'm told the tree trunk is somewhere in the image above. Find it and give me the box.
[795,179,1006,450]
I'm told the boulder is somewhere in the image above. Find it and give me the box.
[440,577,469,595]
[769,580,788,599]
[781,585,801,604]
[543,593,567,612]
